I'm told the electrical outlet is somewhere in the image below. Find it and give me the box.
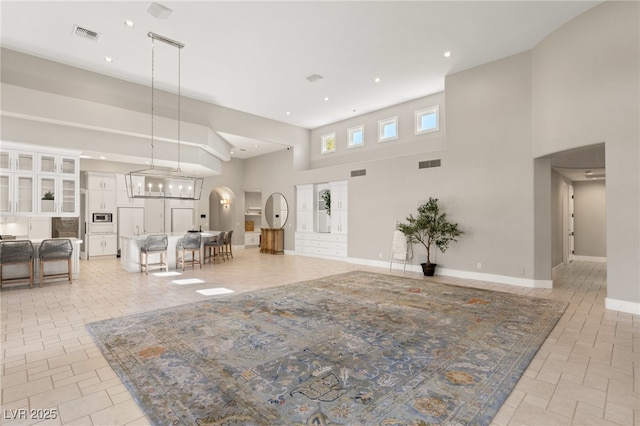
[476,262,482,270]
[379,252,383,259]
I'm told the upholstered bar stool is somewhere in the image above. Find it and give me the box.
[39,239,73,286]
[176,233,202,270]
[204,231,226,264]
[0,240,35,288]
[221,230,234,260]
[140,234,169,275]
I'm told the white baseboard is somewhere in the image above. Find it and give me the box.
[573,255,607,263]
[346,257,552,288]
[605,297,640,315]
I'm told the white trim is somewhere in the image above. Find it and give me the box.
[573,255,607,263]
[437,268,553,289]
[605,297,640,315]
[378,116,398,142]
[344,256,552,288]
[321,132,336,154]
[415,105,439,135]
[347,125,364,148]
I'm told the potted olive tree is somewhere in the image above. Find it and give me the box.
[398,197,463,276]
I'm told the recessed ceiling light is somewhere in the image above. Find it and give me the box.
[324,97,329,101]
[104,57,113,63]
[230,150,234,154]
[374,77,381,83]
[444,51,452,58]
[254,144,258,148]
[285,111,291,116]
[124,20,135,28]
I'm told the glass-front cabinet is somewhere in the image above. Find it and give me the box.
[0,142,80,217]
[38,153,78,176]
[0,174,11,213]
[37,175,78,216]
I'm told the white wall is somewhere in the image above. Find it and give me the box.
[573,180,606,258]
[532,1,639,307]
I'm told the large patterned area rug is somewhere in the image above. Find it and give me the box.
[86,271,567,425]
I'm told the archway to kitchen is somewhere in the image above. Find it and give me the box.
[208,186,236,237]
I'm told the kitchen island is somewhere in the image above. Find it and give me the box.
[0,238,82,286]
[120,232,220,272]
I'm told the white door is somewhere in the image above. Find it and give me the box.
[568,184,575,263]
[145,199,164,233]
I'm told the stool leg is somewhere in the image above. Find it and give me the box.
[39,260,43,288]
[68,258,72,284]
[29,260,33,288]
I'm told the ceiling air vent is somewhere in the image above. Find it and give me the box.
[306,74,324,83]
[351,169,366,177]
[73,25,100,42]
[418,159,441,169]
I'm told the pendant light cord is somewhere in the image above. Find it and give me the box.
[150,38,155,169]
[177,46,181,173]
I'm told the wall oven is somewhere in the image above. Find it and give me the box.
[92,213,113,223]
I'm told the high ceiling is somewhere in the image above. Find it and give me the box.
[1,1,601,158]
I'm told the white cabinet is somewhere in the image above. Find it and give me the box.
[88,234,117,257]
[295,232,347,259]
[1,144,79,217]
[296,184,314,232]
[295,180,348,260]
[86,173,117,211]
[330,180,348,234]
[28,217,51,239]
[245,232,260,247]
[117,207,144,253]
[0,173,36,215]
[0,149,36,173]
[38,153,78,176]
[37,175,78,216]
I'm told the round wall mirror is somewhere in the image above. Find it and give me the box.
[264,192,288,229]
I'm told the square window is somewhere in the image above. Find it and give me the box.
[348,125,364,148]
[415,106,439,135]
[321,132,336,154]
[378,117,398,142]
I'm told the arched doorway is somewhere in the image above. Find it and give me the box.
[209,186,235,235]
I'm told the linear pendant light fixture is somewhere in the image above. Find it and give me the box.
[126,32,203,200]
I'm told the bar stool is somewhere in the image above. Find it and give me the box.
[140,234,168,275]
[204,231,226,264]
[176,233,202,270]
[221,230,234,260]
[39,239,73,286]
[0,240,35,288]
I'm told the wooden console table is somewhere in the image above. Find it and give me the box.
[261,228,284,254]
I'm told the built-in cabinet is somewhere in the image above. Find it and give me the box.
[296,184,314,232]
[83,172,118,258]
[86,173,117,211]
[88,234,118,256]
[245,232,260,247]
[244,191,262,247]
[295,180,348,260]
[1,143,79,217]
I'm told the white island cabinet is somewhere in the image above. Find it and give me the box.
[120,232,218,272]
[0,238,82,286]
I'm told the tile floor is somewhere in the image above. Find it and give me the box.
[1,249,638,425]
